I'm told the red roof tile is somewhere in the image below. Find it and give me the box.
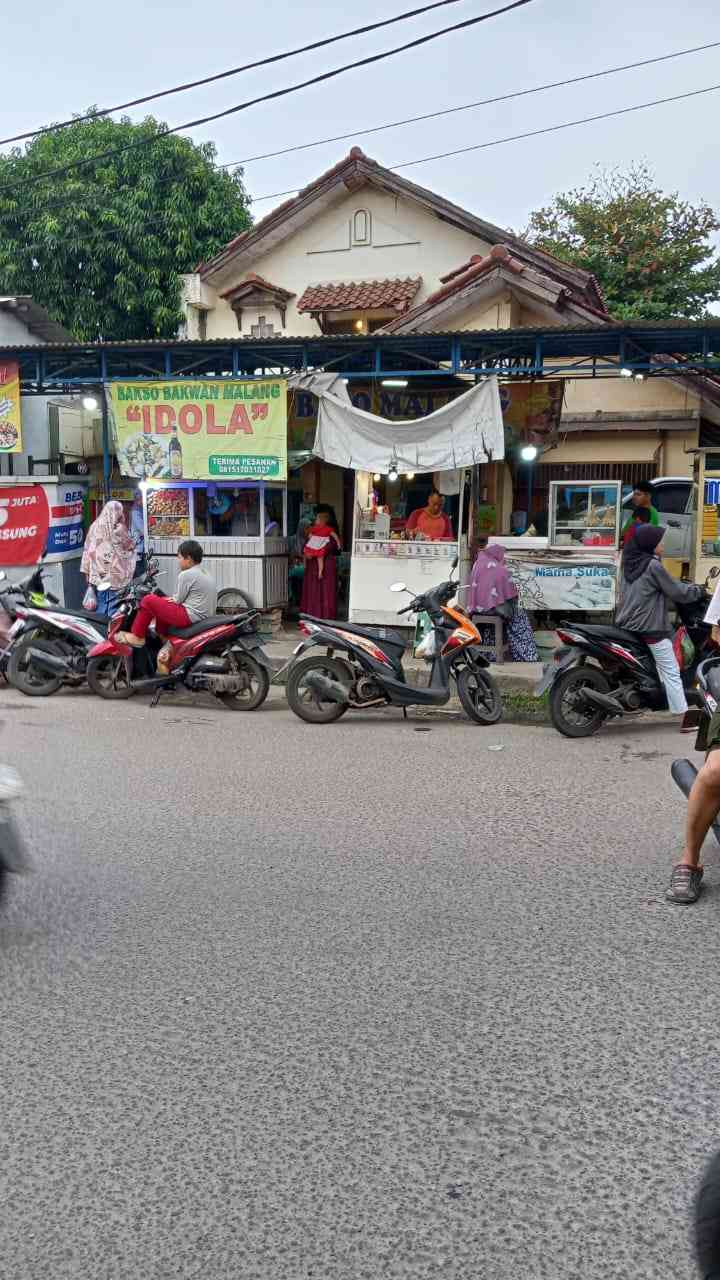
[297,276,421,314]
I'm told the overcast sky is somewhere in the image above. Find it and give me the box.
[3,0,720,238]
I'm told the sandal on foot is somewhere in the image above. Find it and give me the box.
[666,863,704,904]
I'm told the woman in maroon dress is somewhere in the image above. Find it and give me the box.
[300,504,341,618]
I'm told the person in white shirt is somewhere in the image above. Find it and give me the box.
[667,578,720,904]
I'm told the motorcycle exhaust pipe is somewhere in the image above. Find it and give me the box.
[581,688,625,716]
[671,758,720,848]
[25,647,69,676]
[303,671,349,704]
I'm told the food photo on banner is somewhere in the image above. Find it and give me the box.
[106,379,288,481]
[0,361,22,455]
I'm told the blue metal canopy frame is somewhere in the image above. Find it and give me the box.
[2,318,720,391]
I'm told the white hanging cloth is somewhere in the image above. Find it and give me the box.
[288,374,504,473]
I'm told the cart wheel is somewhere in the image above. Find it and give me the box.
[217,587,253,615]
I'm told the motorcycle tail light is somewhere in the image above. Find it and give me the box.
[299,621,313,637]
[441,629,466,655]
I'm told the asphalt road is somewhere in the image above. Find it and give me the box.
[0,684,717,1279]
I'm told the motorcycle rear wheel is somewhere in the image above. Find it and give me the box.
[549,665,610,738]
[87,655,134,699]
[7,635,63,697]
[286,655,351,724]
[456,666,503,724]
[218,654,269,710]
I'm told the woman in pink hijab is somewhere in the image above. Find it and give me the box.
[81,499,136,616]
[468,539,538,662]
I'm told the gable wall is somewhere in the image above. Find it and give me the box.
[201,188,494,339]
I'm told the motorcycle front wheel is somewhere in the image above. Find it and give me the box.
[456,665,503,724]
[218,654,269,711]
[7,634,63,697]
[87,654,134,699]
[549,665,609,738]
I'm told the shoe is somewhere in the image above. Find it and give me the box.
[666,862,704,904]
[115,631,145,648]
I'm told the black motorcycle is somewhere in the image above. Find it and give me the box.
[538,592,711,738]
[285,558,501,725]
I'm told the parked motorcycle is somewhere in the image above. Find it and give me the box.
[0,761,29,904]
[285,558,502,725]
[0,566,53,681]
[85,584,273,710]
[538,592,712,738]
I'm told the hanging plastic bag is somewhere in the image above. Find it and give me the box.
[673,625,695,671]
[82,584,97,612]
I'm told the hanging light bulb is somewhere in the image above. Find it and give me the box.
[82,394,98,411]
[373,472,381,483]
[388,464,399,483]
[405,471,415,480]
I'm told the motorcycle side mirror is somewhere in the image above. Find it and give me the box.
[389,582,407,593]
[0,571,6,582]
[451,555,459,570]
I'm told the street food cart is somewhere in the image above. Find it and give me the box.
[490,479,622,615]
[107,377,289,609]
[348,469,466,626]
[140,480,288,606]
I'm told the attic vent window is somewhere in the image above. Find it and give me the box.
[352,209,371,246]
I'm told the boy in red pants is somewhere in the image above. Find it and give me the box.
[118,541,217,666]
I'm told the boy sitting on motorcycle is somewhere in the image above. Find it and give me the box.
[117,541,218,661]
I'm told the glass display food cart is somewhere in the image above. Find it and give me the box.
[491,479,622,614]
[141,479,288,608]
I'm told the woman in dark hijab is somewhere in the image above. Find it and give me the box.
[615,523,702,717]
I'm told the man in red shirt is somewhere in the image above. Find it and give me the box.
[405,490,454,541]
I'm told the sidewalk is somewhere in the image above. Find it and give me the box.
[263,627,542,693]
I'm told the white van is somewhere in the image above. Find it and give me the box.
[622,476,695,561]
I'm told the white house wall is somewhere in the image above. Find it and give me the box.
[200,189,494,339]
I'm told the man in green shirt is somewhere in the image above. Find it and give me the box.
[622,479,659,538]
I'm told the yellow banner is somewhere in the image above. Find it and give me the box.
[0,361,22,454]
[108,378,287,481]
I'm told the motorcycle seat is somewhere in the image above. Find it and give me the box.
[570,623,643,644]
[165,613,240,639]
[301,614,406,650]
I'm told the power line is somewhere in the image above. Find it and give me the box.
[245,80,720,206]
[0,0,476,147]
[2,38,715,227]
[0,0,533,196]
[6,77,720,264]
[230,39,720,168]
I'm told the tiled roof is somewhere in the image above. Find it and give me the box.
[220,273,294,303]
[381,244,610,334]
[198,147,606,314]
[297,276,421,314]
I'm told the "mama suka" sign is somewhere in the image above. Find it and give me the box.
[508,559,617,612]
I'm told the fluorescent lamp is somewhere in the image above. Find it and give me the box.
[381,379,408,388]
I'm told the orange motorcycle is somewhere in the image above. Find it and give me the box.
[287,556,502,725]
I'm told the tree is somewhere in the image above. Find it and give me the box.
[0,113,252,340]
[524,164,720,321]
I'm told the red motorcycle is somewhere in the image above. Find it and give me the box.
[86,582,272,710]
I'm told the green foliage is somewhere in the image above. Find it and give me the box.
[0,112,252,339]
[524,165,720,320]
